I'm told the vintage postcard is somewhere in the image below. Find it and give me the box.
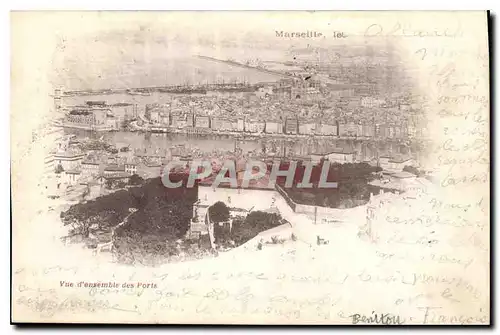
[11,11,490,325]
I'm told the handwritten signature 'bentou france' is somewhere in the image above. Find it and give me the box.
[350,311,405,325]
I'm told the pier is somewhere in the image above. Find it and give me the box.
[196,55,291,78]
[63,82,257,97]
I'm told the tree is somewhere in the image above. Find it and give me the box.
[116,181,127,189]
[245,211,282,229]
[81,185,90,200]
[129,174,145,186]
[208,201,230,224]
[403,165,420,176]
[230,211,283,246]
[105,179,114,189]
[61,177,197,266]
[54,164,64,174]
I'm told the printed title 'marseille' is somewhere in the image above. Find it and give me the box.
[275,31,323,38]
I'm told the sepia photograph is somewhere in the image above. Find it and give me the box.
[10,10,490,325]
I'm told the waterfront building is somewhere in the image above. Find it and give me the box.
[170,113,183,128]
[103,164,126,176]
[62,169,82,185]
[64,106,114,130]
[394,126,402,139]
[210,117,224,131]
[150,110,161,124]
[316,122,338,136]
[274,85,292,100]
[66,110,95,125]
[388,126,395,139]
[338,121,359,137]
[310,148,355,164]
[256,86,274,99]
[299,120,316,135]
[324,149,356,163]
[399,103,411,112]
[265,119,283,134]
[379,156,414,171]
[328,88,356,98]
[81,160,100,177]
[212,117,239,132]
[226,118,239,131]
[124,163,138,175]
[92,108,108,125]
[195,115,210,128]
[53,148,85,170]
[401,123,409,138]
[245,119,265,133]
[362,124,375,138]
[284,117,299,135]
[106,116,119,130]
[170,113,194,129]
[407,124,416,138]
[377,124,389,138]
[356,122,363,137]
[103,173,131,184]
[361,97,386,108]
[44,154,55,175]
[108,103,136,123]
[237,118,245,132]
[160,112,169,125]
[186,113,195,128]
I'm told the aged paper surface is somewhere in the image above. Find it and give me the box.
[11,11,490,324]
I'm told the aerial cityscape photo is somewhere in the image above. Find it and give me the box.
[37,18,437,268]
